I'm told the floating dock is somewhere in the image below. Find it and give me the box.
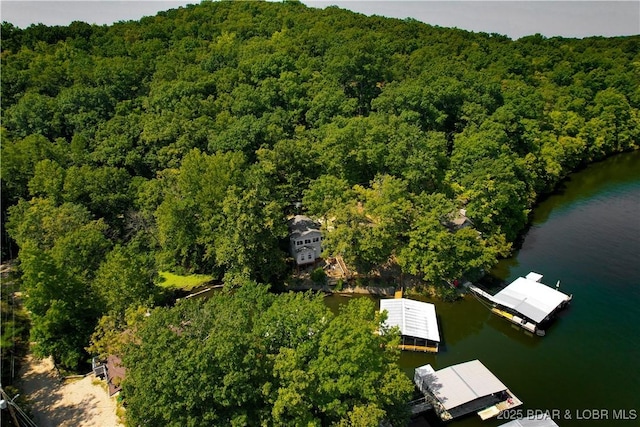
[414,360,522,421]
[469,272,572,335]
[379,298,440,353]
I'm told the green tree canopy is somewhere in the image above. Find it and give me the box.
[3,0,639,374]
[123,284,413,426]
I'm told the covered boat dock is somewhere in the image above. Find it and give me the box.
[414,359,521,421]
[379,298,440,352]
[469,272,572,335]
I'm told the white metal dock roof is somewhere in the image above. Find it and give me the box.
[415,360,507,410]
[379,298,440,343]
[499,415,559,427]
[492,273,571,324]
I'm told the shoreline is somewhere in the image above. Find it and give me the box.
[285,283,397,297]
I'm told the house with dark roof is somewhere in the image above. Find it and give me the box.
[288,215,323,265]
[93,355,126,396]
[444,208,474,231]
[106,355,126,396]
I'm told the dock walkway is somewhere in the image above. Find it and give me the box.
[398,344,438,353]
[408,397,432,416]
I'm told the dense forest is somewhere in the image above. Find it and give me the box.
[1,1,639,424]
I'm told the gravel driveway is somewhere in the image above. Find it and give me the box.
[19,355,122,427]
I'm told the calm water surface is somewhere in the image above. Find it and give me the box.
[327,151,640,427]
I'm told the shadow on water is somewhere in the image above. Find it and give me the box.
[504,151,640,253]
[484,315,543,349]
[434,297,487,347]
[532,151,640,225]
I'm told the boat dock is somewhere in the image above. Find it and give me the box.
[477,389,522,420]
[469,272,572,335]
[397,344,439,353]
[408,397,433,416]
[490,307,537,333]
[380,297,440,353]
[414,360,522,421]
[498,414,559,427]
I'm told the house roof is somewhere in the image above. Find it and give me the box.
[415,360,507,410]
[492,274,571,323]
[499,415,559,427]
[444,208,473,230]
[288,215,320,239]
[107,355,126,396]
[380,298,440,342]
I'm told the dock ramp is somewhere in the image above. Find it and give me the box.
[468,285,499,304]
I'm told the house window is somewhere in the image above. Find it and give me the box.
[296,241,303,246]
[312,237,319,243]
[308,253,313,260]
[304,239,311,244]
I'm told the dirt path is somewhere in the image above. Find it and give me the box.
[19,355,123,427]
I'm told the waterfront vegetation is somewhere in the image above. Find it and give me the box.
[1,1,639,424]
[123,284,413,426]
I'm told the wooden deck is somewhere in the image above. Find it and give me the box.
[398,344,438,353]
[496,389,522,411]
[335,255,351,279]
[480,389,523,420]
[477,389,523,420]
[478,406,501,420]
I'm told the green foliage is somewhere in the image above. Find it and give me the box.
[92,243,162,321]
[272,298,413,425]
[19,243,100,369]
[303,174,354,221]
[7,198,97,252]
[322,175,414,272]
[1,134,68,205]
[28,159,66,203]
[122,285,412,426]
[154,149,246,272]
[310,267,327,285]
[2,0,639,374]
[0,266,30,387]
[61,165,134,225]
[216,174,288,283]
[87,306,149,362]
[6,199,110,370]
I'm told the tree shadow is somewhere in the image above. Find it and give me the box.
[45,394,105,427]
[19,356,119,427]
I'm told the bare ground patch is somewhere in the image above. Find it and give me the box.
[18,355,122,427]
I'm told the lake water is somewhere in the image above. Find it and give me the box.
[326,151,640,427]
